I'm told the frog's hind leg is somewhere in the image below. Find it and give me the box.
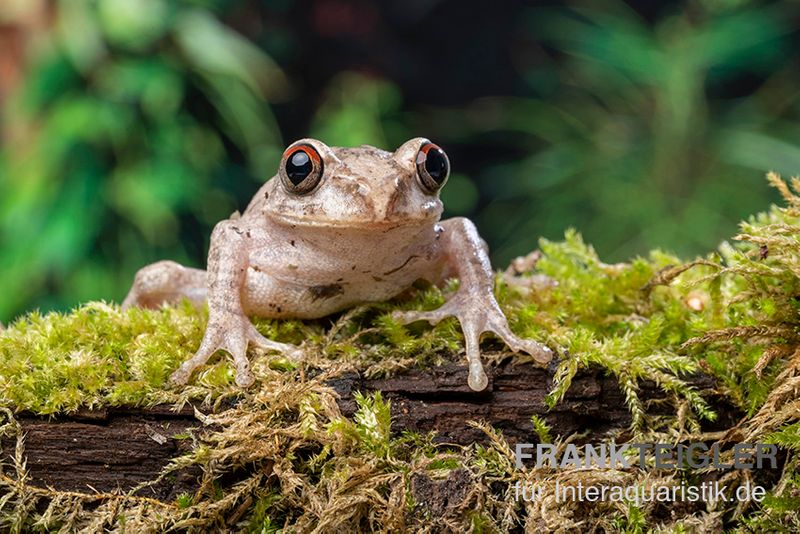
[122,260,207,310]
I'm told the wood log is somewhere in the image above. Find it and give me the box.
[2,360,735,501]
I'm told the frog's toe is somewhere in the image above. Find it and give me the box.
[283,345,306,361]
[392,307,450,326]
[247,324,304,361]
[170,332,224,385]
[171,358,203,386]
[505,336,553,365]
[232,351,256,388]
[486,317,552,365]
[461,318,490,391]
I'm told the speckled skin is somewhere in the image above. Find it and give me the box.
[122,138,552,390]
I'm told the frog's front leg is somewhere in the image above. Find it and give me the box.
[170,220,300,387]
[393,217,552,391]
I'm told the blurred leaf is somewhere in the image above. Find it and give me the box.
[56,0,106,71]
[719,129,800,176]
[174,9,289,100]
[310,72,403,148]
[531,6,667,85]
[97,0,171,50]
[687,7,789,73]
[94,59,184,120]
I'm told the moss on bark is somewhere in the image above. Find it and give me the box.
[2,173,800,531]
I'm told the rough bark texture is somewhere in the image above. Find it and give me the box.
[1,360,734,500]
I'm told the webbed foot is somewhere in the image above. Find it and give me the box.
[393,295,552,391]
[171,312,303,387]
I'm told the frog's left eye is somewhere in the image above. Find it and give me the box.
[415,142,450,193]
[280,144,324,194]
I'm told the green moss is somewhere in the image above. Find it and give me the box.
[3,173,800,530]
[0,300,207,413]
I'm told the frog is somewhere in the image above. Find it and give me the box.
[122,138,552,391]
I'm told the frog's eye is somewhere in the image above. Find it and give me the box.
[280,144,324,194]
[415,142,450,193]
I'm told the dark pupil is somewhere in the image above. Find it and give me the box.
[286,150,312,185]
[425,149,448,184]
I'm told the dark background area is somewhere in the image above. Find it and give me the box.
[1,0,799,322]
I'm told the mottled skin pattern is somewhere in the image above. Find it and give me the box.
[122,138,552,390]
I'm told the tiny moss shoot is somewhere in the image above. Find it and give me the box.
[2,173,800,531]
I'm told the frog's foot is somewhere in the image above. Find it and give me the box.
[393,296,552,391]
[171,313,302,387]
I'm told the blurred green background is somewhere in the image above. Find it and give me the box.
[1,0,799,323]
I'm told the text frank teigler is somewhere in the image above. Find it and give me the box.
[512,442,776,504]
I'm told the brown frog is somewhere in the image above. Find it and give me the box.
[122,138,552,390]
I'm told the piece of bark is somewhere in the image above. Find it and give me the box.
[329,359,732,445]
[1,360,734,499]
[2,406,202,502]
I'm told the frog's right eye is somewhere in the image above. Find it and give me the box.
[280,144,324,194]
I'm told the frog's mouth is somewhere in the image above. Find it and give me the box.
[268,211,441,230]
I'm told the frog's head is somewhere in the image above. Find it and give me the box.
[263,138,448,228]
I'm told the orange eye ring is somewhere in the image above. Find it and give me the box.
[415,142,450,193]
[280,143,324,194]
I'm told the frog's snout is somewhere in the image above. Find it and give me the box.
[373,176,441,224]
